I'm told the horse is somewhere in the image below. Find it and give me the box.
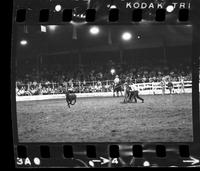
[113,83,124,97]
[65,91,77,108]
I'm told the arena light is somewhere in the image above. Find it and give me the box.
[166,5,174,13]
[55,4,62,12]
[110,5,117,9]
[20,40,27,46]
[107,4,117,9]
[122,32,132,41]
[110,68,116,75]
[143,161,150,167]
[89,26,100,35]
[49,25,57,31]
[80,14,86,18]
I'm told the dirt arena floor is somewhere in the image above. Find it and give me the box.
[16,93,193,142]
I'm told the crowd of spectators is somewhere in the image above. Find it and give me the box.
[16,61,192,96]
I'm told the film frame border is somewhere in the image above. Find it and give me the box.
[14,1,191,24]
[11,0,200,168]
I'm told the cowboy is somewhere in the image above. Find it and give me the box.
[123,77,131,102]
[160,77,166,95]
[167,80,174,95]
[129,83,144,103]
[114,75,120,86]
[113,75,123,97]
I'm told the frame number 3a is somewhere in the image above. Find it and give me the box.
[16,157,41,166]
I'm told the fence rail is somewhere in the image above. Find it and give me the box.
[15,80,195,96]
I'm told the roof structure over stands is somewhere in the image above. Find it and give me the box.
[16,24,192,59]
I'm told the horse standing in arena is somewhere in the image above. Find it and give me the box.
[113,83,124,97]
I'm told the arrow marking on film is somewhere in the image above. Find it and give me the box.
[100,157,110,165]
[183,156,199,165]
[92,160,101,163]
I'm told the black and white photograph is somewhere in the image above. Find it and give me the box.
[15,23,194,142]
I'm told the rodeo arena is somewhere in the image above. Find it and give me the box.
[15,24,198,142]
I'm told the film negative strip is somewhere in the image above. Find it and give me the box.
[11,0,200,168]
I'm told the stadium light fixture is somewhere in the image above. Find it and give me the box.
[55,4,62,12]
[49,25,57,31]
[80,14,86,18]
[20,40,28,46]
[89,26,100,35]
[110,68,116,75]
[110,5,117,9]
[166,5,174,13]
[122,32,132,41]
[143,161,150,167]
[107,4,117,9]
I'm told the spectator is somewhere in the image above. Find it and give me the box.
[16,62,192,96]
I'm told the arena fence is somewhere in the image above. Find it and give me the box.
[16,81,196,101]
